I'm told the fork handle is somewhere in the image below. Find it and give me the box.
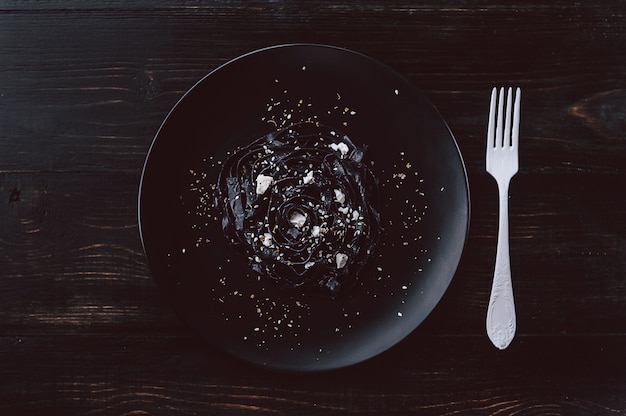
[486,180,516,349]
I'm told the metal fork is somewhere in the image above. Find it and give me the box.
[486,87,520,350]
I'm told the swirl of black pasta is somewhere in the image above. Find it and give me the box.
[216,122,381,297]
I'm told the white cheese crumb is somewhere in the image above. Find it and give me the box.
[335,252,348,269]
[289,211,307,228]
[334,188,346,204]
[311,225,321,237]
[256,174,274,195]
[304,261,315,270]
[261,232,273,248]
[338,206,350,215]
[351,210,360,221]
[303,170,314,184]
[329,142,349,157]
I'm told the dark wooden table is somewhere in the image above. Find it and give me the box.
[1,1,624,414]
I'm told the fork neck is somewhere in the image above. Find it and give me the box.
[496,178,511,247]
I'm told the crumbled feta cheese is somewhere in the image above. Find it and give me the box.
[304,261,315,270]
[351,210,360,221]
[334,189,345,204]
[335,252,348,269]
[311,225,321,237]
[256,174,273,195]
[303,170,314,184]
[261,232,273,248]
[329,142,349,157]
[289,211,307,228]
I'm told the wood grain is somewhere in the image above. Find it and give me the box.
[0,1,624,414]
[1,334,623,415]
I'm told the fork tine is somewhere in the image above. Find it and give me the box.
[496,87,505,147]
[487,87,497,148]
[504,87,513,147]
[512,87,521,149]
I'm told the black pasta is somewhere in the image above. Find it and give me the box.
[216,122,381,297]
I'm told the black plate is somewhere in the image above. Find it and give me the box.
[139,44,469,372]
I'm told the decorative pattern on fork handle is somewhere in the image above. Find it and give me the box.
[485,87,520,350]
